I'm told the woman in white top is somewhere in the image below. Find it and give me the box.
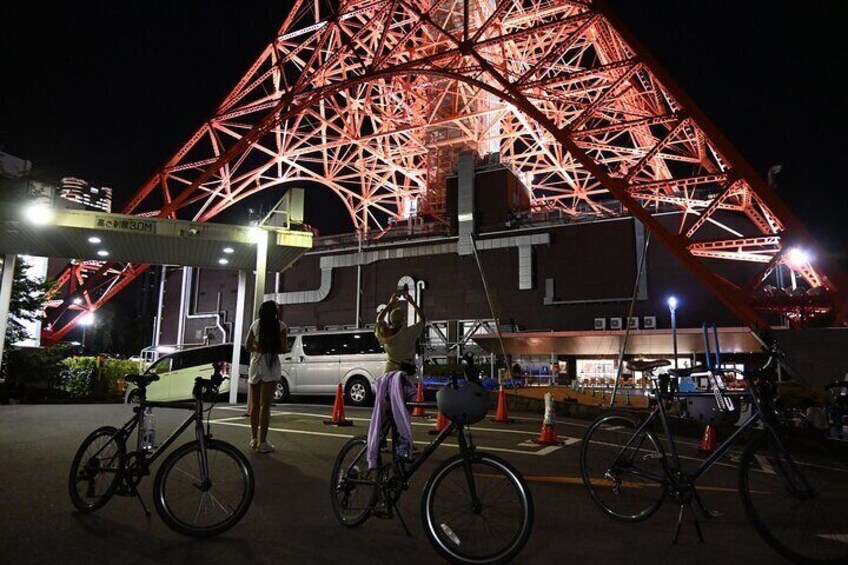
[245,300,287,453]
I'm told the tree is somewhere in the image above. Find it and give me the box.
[5,258,51,346]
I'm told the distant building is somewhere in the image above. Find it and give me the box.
[59,177,112,212]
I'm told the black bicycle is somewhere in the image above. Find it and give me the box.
[580,335,848,564]
[329,375,534,565]
[68,362,255,537]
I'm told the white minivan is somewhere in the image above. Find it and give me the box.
[124,344,249,403]
[277,329,387,406]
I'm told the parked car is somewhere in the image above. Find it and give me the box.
[124,344,249,403]
[278,330,387,406]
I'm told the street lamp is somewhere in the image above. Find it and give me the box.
[23,203,55,226]
[785,247,811,291]
[667,296,679,369]
[79,312,95,350]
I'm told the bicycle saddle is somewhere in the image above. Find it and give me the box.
[626,359,671,373]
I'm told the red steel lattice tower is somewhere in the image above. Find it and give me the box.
[43,0,848,340]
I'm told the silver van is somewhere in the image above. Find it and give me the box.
[124,344,249,403]
[277,329,387,406]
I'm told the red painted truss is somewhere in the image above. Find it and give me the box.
[44,0,848,340]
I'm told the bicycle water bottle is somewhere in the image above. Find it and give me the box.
[142,407,156,451]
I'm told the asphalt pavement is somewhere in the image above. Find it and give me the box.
[0,401,792,564]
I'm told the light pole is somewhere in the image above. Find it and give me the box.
[667,297,678,370]
[80,312,95,351]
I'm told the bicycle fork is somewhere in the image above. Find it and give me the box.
[194,418,212,492]
[457,428,483,514]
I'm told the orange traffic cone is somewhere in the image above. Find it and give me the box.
[533,392,564,445]
[428,410,450,435]
[411,381,428,418]
[324,383,353,426]
[698,424,716,453]
[491,386,514,423]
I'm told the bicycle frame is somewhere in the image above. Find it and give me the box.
[619,370,788,486]
[91,393,212,480]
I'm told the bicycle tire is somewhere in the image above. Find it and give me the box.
[153,439,254,537]
[421,452,533,565]
[580,415,667,522]
[69,426,126,513]
[739,430,848,565]
[329,436,378,527]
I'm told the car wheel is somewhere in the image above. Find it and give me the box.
[273,379,290,403]
[345,377,373,407]
[125,388,141,404]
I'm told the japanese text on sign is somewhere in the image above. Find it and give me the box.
[95,217,156,234]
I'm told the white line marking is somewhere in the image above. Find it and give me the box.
[754,454,775,475]
[817,534,848,544]
[210,420,565,456]
[264,410,557,437]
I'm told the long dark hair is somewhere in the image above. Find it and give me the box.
[257,301,280,356]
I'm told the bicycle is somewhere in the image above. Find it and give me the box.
[68,361,255,537]
[329,375,534,565]
[580,328,848,564]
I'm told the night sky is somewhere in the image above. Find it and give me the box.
[1,1,846,259]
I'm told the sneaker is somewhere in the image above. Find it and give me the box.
[249,438,258,451]
[257,441,276,454]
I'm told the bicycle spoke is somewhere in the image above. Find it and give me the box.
[424,455,531,563]
[154,441,252,536]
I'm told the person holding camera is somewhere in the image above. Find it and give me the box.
[375,290,425,375]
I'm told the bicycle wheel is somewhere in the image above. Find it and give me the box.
[330,436,377,527]
[153,439,254,537]
[740,430,848,564]
[580,415,667,522]
[421,452,533,565]
[69,426,126,513]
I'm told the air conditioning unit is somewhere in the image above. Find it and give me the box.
[594,318,606,330]
[609,317,623,330]
[643,316,657,329]
[628,317,639,330]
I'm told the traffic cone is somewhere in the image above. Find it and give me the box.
[428,410,450,435]
[698,424,716,453]
[491,386,515,423]
[411,381,428,418]
[533,393,563,446]
[324,383,353,426]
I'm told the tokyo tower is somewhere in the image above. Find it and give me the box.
[44,0,848,340]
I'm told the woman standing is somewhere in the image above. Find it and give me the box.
[245,300,287,453]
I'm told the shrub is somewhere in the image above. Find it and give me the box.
[58,356,142,397]
[4,345,72,398]
[102,359,141,394]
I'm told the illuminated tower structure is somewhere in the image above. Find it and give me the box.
[43,0,848,341]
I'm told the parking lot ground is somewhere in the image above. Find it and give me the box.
[1,402,794,564]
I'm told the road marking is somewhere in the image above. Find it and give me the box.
[754,454,775,474]
[520,475,767,494]
[817,534,848,544]
[260,409,568,438]
[210,419,565,456]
